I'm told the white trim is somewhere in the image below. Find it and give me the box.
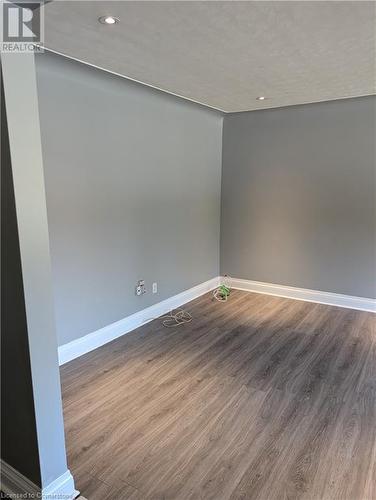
[58,277,220,365]
[0,460,78,499]
[42,469,79,500]
[226,277,376,313]
[58,275,374,366]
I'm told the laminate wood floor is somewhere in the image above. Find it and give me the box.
[61,290,376,500]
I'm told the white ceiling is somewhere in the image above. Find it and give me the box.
[43,1,376,113]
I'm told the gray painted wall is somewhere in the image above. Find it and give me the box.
[221,96,376,299]
[2,53,73,491]
[1,70,41,487]
[35,52,223,346]
[35,53,374,350]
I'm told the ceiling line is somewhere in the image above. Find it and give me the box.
[40,49,376,115]
[42,46,228,114]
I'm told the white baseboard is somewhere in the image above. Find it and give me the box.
[42,470,79,499]
[58,275,374,366]
[0,460,79,499]
[226,277,376,313]
[58,277,220,365]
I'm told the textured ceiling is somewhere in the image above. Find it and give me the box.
[43,1,376,113]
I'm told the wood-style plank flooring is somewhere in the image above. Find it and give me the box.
[61,290,376,500]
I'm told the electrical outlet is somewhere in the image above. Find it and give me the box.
[152,282,158,294]
[135,280,146,296]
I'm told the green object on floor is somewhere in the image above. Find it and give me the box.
[218,284,230,299]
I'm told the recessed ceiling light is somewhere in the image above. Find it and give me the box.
[256,96,266,101]
[98,16,119,25]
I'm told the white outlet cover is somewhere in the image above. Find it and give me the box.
[152,283,158,294]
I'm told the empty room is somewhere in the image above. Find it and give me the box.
[1,1,375,499]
